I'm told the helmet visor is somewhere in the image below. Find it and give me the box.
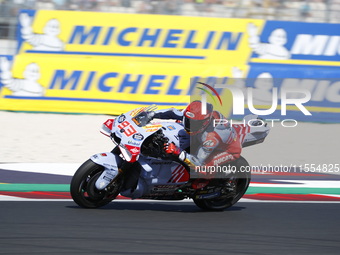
[184,116,209,133]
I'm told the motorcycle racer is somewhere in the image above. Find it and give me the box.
[70,101,263,209]
[154,100,242,184]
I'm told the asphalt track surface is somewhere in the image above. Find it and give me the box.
[1,201,340,254]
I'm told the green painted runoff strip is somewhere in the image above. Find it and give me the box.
[0,184,70,192]
[1,184,340,195]
[246,187,340,195]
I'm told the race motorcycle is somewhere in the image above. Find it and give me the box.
[70,105,270,211]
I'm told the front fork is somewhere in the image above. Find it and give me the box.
[91,147,124,192]
[104,161,134,193]
[91,144,141,195]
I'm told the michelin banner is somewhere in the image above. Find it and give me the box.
[0,54,239,114]
[16,10,262,65]
[0,10,339,121]
[15,10,340,66]
[248,20,340,64]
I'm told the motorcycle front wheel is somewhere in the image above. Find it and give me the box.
[70,159,121,208]
[193,156,251,211]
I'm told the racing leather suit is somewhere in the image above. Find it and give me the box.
[154,108,242,174]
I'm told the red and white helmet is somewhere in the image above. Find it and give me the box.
[183,100,213,135]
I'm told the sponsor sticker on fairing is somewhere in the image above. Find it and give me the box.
[167,125,176,131]
[145,128,158,132]
[129,147,140,154]
[143,124,162,129]
[128,140,141,146]
[133,133,144,141]
[118,115,126,123]
[104,119,114,129]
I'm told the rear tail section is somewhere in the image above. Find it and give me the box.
[233,118,270,148]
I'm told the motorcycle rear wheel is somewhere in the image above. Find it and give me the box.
[70,159,121,208]
[193,156,251,211]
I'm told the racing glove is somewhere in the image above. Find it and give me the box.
[164,142,186,161]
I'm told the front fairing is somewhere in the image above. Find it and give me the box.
[101,106,190,162]
[111,108,163,162]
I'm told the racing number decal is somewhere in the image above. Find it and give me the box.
[118,121,137,137]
